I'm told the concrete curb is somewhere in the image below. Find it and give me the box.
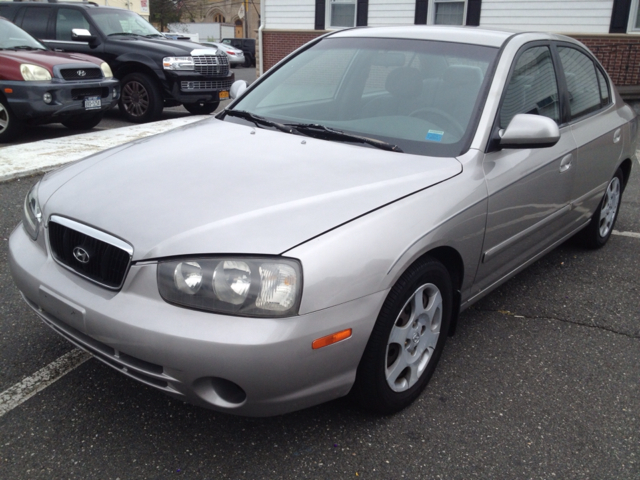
[0,116,208,183]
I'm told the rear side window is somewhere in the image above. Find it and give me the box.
[558,47,602,120]
[20,7,51,39]
[596,67,611,105]
[500,46,560,128]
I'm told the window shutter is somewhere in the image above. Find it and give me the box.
[357,0,369,27]
[315,0,326,30]
[415,0,428,24]
[609,0,632,33]
[466,0,482,26]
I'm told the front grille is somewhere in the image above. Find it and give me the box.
[193,55,229,76]
[48,217,132,290]
[60,68,102,81]
[71,87,108,100]
[180,79,234,92]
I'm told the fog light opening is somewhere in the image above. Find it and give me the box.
[210,377,246,404]
[112,88,118,99]
[43,92,53,104]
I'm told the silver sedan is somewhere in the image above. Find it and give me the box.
[10,27,637,416]
[199,41,245,67]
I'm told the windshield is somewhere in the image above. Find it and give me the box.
[88,9,161,36]
[231,37,498,157]
[0,19,46,50]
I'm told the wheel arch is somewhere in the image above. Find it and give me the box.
[618,158,633,192]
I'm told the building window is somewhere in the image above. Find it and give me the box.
[629,0,640,32]
[213,13,225,23]
[326,0,357,28]
[429,0,467,25]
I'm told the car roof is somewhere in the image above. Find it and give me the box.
[330,26,520,48]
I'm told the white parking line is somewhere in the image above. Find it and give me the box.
[612,230,640,239]
[0,348,90,418]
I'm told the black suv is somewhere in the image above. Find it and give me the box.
[0,2,234,122]
[221,38,256,67]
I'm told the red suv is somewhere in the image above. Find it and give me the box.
[0,17,119,142]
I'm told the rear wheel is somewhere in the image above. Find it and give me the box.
[61,111,104,130]
[119,73,163,123]
[351,257,452,414]
[183,100,219,115]
[0,97,24,143]
[577,168,623,249]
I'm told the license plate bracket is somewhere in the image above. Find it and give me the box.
[84,96,101,110]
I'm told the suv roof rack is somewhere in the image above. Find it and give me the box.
[45,0,101,6]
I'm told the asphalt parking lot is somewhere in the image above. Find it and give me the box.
[0,100,638,477]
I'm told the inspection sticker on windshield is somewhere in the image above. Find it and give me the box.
[426,130,444,142]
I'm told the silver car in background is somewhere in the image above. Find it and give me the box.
[10,27,636,417]
[199,41,245,67]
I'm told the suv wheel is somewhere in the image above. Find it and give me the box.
[119,73,163,123]
[0,97,24,143]
[183,101,219,115]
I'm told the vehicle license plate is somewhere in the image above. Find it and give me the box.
[84,96,101,110]
[219,91,229,100]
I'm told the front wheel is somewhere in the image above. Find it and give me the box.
[0,97,24,143]
[576,168,624,249]
[61,111,104,130]
[183,100,219,115]
[351,257,452,414]
[119,73,163,123]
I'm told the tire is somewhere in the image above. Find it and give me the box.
[0,97,24,143]
[183,100,219,115]
[118,72,163,123]
[577,168,624,249]
[243,54,252,68]
[351,256,452,414]
[61,111,104,130]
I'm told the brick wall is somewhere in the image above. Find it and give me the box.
[262,30,325,71]
[262,30,640,91]
[570,35,640,87]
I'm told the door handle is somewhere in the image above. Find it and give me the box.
[613,128,621,144]
[559,154,573,173]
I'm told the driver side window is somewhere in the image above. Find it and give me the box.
[56,9,93,41]
[500,46,560,129]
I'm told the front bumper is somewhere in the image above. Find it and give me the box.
[9,224,384,416]
[3,78,119,123]
[164,70,235,104]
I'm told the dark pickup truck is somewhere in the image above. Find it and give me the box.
[0,1,234,122]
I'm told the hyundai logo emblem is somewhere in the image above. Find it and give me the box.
[77,70,86,77]
[73,246,90,264]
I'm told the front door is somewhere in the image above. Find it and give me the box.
[474,44,578,293]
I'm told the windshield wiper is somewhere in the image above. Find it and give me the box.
[225,110,293,133]
[12,45,43,51]
[286,123,403,153]
[108,32,140,37]
[144,34,165,38]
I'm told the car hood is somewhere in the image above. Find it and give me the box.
[0,50,101,68]
[110,36,218,56]
[40,118,462,261]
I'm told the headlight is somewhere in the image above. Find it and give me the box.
[23,182,42,240]
[158,257,302,317]
[20,64,52,81]
[100,62,113,78]
[162,56,194,70]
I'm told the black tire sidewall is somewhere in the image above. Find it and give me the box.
[0,96,24,143]
[352,257,453,414]
[118,73,163,123]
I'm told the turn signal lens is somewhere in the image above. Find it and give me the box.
[312,329,352,350]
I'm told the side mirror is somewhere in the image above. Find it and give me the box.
[71,28,98,46]
[499,114,560,149]
[229,80,247,100]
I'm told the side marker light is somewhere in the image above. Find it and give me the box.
[312,329,352,349]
